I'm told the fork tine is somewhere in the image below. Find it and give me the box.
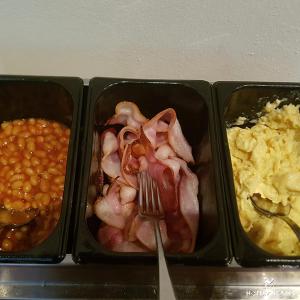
[149,175,156,214]
[151,179,159,216]
[138,171,164,218]
[155,181,164,215]
[144,172,150,213]
[138,172,144,214]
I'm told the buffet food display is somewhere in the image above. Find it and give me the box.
[0,76,299,299]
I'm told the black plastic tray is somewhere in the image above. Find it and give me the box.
[0,75,83,263]
[72,77,231,265]
[213,81,300,267]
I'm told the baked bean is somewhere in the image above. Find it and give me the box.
[23,181,32,193]
[28,125,37,135]
[6,170,15,180]
[40,179,49,192]
[45,134,54,142]
[14,163,22,174]
[43,128,51,135]
[23,194,31,201]
[8,157,18,165]
[11,200,25,211]
[48,167,59,175]
[3,124,12,136]
[4,198,12,210]
[24,151,32,160]
[22,159,31,168]
[41,172,50,180]
[35,150,46,158]
[25,168,34,176]
[10,174,25,182]
[28,118,36,125]
[50,185,59,192]
[0,118,69,252]
[11,180,23,190]
[54,176,65,185]
[54,128,63,136]
[52,122,60,129]
[41,158,49,166]
[19,131,31,138]
[17,137,25,148]
[7,143,16,152]
[36,136,44,143]
[12,126,21,135]
[58,184,64,191]
[31,157,40,166]
[60,137,69,144]
[27,141,36,152]
[57,153,64,161]
[0,157,8,166]
[8,136,15,143]
[41,194,50,206]
[44,143,53,151]
[15,120,25,126]
[0,183,4,193]
[50,192,58,199]
[35,165,44,174]
[30,175,39,186]
[1,166,10,176]
[37,119,48,127]
[12,190,19,197]
[1,122,9,129]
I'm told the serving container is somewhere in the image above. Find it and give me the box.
[72,78,231,265]
[0,75,83,263]
[213,81,300,267]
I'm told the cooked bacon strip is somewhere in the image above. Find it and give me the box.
[109,101,147,129]
[135,218,170,250]
[118,126,140,154]
[120,145,138,188]
[119,185,137,205]
[143,108,194,163]
[94,182,135,230]
[98,225,124,249]
[176,158,199,251]
[101,131,121,179]
[94,102,199,253]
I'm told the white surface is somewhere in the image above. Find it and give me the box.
[0,0,300,81]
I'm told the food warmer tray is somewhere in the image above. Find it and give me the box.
[0,81,299,300]
[1,255,300,299]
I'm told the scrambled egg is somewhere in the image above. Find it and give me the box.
[227,100,300,256]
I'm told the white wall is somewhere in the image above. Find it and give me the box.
[1,0,300,82]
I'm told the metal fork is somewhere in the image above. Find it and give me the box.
[138,171,177,300]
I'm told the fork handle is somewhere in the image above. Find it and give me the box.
[153,220,177,300]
